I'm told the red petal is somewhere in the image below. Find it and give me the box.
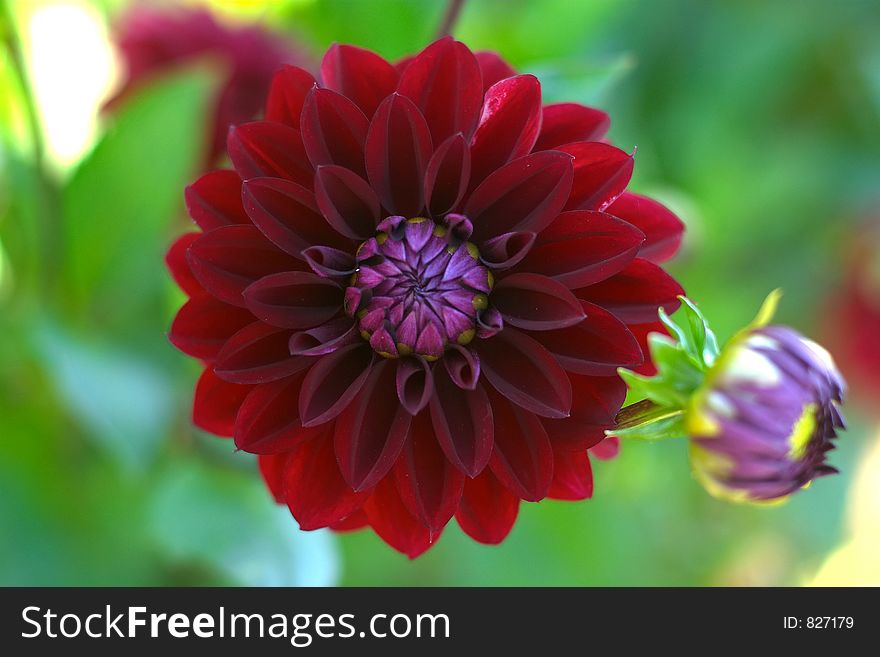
[214,321,312,384]
[329,509,368,532]
[455,469,519,544]
[627,320,666,375]
[429,365,494,476]
[492,272,586,331]
[530,300,643,375]
[548,449,593,500]
[397,36,482,143]
[265,65,317,128]
[242,177,349,257]
[186,224,303,307]
[488,389,554,501]
[469,75,542,188]
[301,86,369,176]
[395,357,434,416]
[284,432,372,530]
[166,232,201,296]
[559,141,633,212]
[364,476,435,558]
[518,210,644,288]
[365,93,433,217]
[467,151,572,241]
[314,165,381,240]
[244,271,342,329]
[334,360,412,491]
[168,296,253,359]
[477,326,572,419]
[298,343,374,427]
[534,103,610,151]
[259,453,290,503]
[606,192,685,263]
[543,374,626,450]
[424,133,471,217]
[233,371,325,454]
[590,436,620,460]
[185,170,249,231]
[192,367,253,437]
[227,121,313,187]
[575,258,684,324]
[321,43,398,118]
[474,51,517,91]
[394,411,464,533]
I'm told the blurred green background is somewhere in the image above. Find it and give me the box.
[1,0,878,586]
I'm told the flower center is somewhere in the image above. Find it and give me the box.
[346,217,492,360]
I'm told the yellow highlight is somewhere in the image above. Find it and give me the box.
[457,329,475,345]
[472,294,488,310]
[396,343,413,356]
[749,288,783,328]
[787,403,817,460]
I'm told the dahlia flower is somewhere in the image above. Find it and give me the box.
[109,5,305,164]
[168,37,685,556]
[615,292,846,504]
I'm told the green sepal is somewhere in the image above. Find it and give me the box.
[608,400,687,441]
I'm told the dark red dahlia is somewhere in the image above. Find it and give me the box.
[167,37,686,557]
[108,5,305,164]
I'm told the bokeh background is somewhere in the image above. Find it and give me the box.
[2,0,879,586]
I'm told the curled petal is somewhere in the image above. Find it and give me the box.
[547,449,593,500]
[474,51,517,91]
[166,232,201,296]
[455,469,519,544]
[314,165,381,240]
[215,321,312,384]
[289,317,358,356]
[476,307,504,339]
[365,93,433,217]
[626,320,666,375]
[321,43,398,118]
[477,327,572,419]
[469,75,542,188]
[444,344,480,390]
[192,368,253,437]
[265,65,317,127]
[244,271,342,329]
[466,150,573,241]
[430,365,494,477]
[283,432,372,530]
[479,231,536,270]
[397,36,483,143]
[334,360,412,491]
[364,477,435,558]
[298,343,374,427]
[574,258,684,324]
[396,357,434,415]
[424,133,471,217]
[227,121,313,187]
[301,86,369,176]
[302,246,356,278]
[559,141,634,212]
[185,170,248,231]
[168,296,252,359]
[519,210,644,288]
[543,374,626,450]
[534,103,610,151]
[492,273,586,331]
[606,192,685,263]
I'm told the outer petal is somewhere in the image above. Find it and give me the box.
[321,43,398,118]
[192,367,253,437]
[334,360,412,491]
[314,165,381,240]
[298,343,374,427]
[477,326,572,419]
[365,94,433,217]
[430,365,494,477]
[559,141,633,212]
[300,86,369,176]
[283,432,372,530]
[492,272,586,330]
[469,75,543,188]
[466,151,573,241]
[166,232,201,297]
[265,65,317,127]
[329,510,369,532]
[168,296,253,359]
[424,133,471,217]
[543,374,626,450]
[547,449,593,500]
[394,411,464,534]
[455,469,519,544]
[364,476,435,558]
[397,36,482,143]
[474,51,517,91]
[488,389,554,501]
[186,224,303,307]
[534,103,610,151]
[214,321,312,384]
[627,320,666,376]
[243,271,342,329]
[574,258,684,324]
[227,121,313,187]
[518,210,644,288]
[185,170,249,231]
[590,436,620,460]
[606,192,685,263]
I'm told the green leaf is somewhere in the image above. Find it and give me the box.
[619,368,687,408]
[608,401,687,441]
[649,333,704,392]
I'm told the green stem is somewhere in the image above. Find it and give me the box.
[614,399,660,429]
[435,0,466,38]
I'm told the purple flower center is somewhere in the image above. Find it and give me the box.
[345,216,493,360]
